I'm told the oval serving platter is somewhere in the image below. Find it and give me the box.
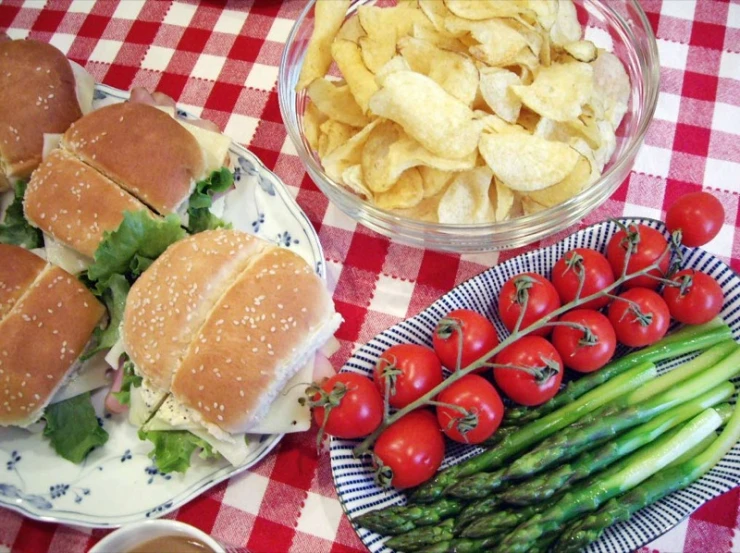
[331,218,740,553]
[0,84,326,527]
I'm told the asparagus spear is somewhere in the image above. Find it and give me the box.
[502,320,731,427]
[454,495,503,533]
[409,361,657,504]
[498,390,734,506]
[506,345,740,480]
[555,398,740,553]
[497,407,725,553]
[354,498,463,535]
[461,503,550,538]
[385,519,456,552]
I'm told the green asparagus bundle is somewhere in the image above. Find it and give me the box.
[554,399,740,553]
[385,519,456,552]
[502,320,732,427]
[355,498,463,535]
[409,361,657,504]
[497,407,726,553]
[499,391,734,506]
[505,344,740,480]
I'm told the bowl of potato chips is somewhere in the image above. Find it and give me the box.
[279,0,659,252]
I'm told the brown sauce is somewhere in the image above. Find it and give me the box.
[127,535,215,553]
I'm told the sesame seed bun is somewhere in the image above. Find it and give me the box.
[0,245,105,427]
[0,40,83,188]
[123,229,342,435]
[24,149,155,258]
[61,102,205,214]
[0,244,46,320]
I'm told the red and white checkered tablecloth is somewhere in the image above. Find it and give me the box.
[0,0,739,552]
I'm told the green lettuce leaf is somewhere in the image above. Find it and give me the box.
[87,210,186,289]
[82,274,130,361]
[186,168,234,234]
[138,429,219,474]
[0,180,43,248]
[43,393,108,464]
[112,357,142,406]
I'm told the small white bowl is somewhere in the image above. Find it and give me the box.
[89,520,226,553]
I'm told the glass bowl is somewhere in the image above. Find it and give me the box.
[278,0,659,253]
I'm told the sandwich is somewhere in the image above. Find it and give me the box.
[0,243,110,463]
[116,229,343,472]
[0,39,93,193]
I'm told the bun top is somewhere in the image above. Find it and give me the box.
[0,40,82,181]
[0,244,46,319]
[61,102,205,214]
[0,244,105,427]
[123,229,340,434]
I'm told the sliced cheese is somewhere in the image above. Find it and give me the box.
[70,60,95,115]
[320,336,341,358]
[189,427,250,467]
[178,120,232,174]
[104,337,126,370]
[50,351,111,404]
[43,233,92,274]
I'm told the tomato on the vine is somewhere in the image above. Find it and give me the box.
[551,309,617,373]
[435,375,504,444]
[498,273,561,337]
[493,336,564,406]
[433,309,499,372]
[373,344,443,408]
[662,269,723,325]
[606,224,670,290]
[311,373,383,439]
[608,288,670,347]
[551,248,615,309]
[666,192,724,247]
[372,410,445,489]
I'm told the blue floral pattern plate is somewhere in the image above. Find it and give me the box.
[0,85,325,527]
[331,218,740,553]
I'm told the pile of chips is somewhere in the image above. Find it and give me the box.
[296,0,630,224]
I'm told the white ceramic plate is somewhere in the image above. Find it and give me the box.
[331,218,740,553]
[0,84,325,527]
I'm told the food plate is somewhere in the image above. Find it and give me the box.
[0,84,326,527]
[331,218,740,553]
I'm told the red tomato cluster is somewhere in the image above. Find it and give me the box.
[310,192,725,490]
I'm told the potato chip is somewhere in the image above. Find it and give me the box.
[419,0,454,33]
[318,119,357,158]
[444,0,527,20]
[479,131,579,190]
[332,39,380,113]
[479,67,523,123]
[550,0,581,47]
[307,78,370,128]
[593,120,616,171]
[398,37,479,106]
[368,71,481,159]
[340,165,374,200]
[446,18,529,67]
[412,23,468,53]
[392,3,432,39]
[512,61,593,122]
[522,195,548,215]
[336,15,366,43]
[474,111,524,134]
[493,178,516,220]
[527,154,590,207]
[516,108,540,132]
[296,0,351,91]
[590,50,630,129]
[358,6,398,73]
[303,101,327,152]
[322,119,381,182]
[375,55,412,87]
[565,40,597,62]
[438,166,496,224]
[419,166,454,198]
[526,0,558,31]
[393,194,442,223]
[375,168,424,209]
[362,120,477,192]
[505,19,544,58]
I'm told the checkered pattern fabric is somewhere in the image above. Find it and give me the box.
[0,0,739,552]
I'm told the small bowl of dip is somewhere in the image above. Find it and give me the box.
[89,520,226,553]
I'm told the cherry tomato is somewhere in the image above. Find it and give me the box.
[662,269,724,325]
[666,192,724,248]
[551,309,617,373]
[498,273,561,337]
[606,224,670,290]
[493,336,564,406]
[551,248,615,310]
[312,373,383,439]
[374,344,443,408]
[608,288,670,348]
[432,309,500,372]
[372,410,445,489]
[435,375,504,444]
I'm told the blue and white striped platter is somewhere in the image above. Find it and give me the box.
[330,218,740,553]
